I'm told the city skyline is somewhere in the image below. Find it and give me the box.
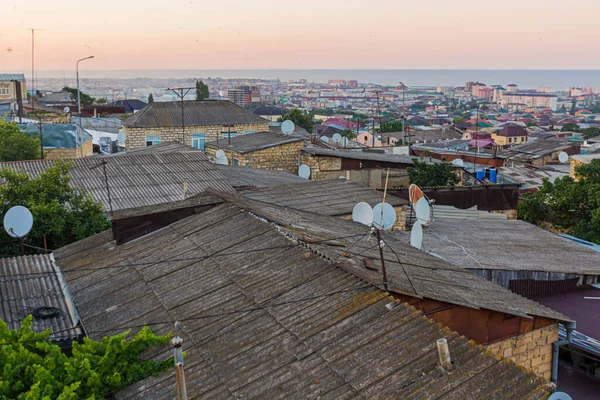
[2,0,600,71]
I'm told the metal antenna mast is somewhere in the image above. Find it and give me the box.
[28,28,43,108]
[166,87,194,144]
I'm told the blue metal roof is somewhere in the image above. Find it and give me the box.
[558,234,600,253]
[17,123,92,148]
[0,73,25,81]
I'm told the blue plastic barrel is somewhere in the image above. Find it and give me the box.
[476,170,485,181]
[489,169,497,183]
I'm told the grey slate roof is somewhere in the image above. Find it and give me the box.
[502,138,576,162]
[302,147,439,165]
[205,131,303,153]
[124,141,202,155]
[53,201,552,399]
[0,152,235,211]
[215,164,307,188]
[397,219,600,275]
[122,100,268,128]
[241,180,407,215]
[0,74,25,81]
[0,254,83,342]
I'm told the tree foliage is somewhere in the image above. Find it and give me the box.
[407,158,460,187]
[0,161,111,255]
[561,122,580,132]
[378,120,404,133]
[518,159,600,244]
[96,98,107,104]
[0,316,172,399]
[581,127,600,139]
[278,108,314,133]
[0,120,41,162]
[148,93,154,104]
[62,86,95,106]
[452,117,464,125]
[195,80,209,101]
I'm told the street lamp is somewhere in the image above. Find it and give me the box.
[77,56,94,157]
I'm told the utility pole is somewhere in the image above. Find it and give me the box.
[399,81,406,145]
[474,105,479,175]
[30,109,45,159]
[166,87,194,144]
[376,91,382,147]
[28,29,43,108]
[77,56,94,157]
[90,160,113,216]
[172,337,188,400]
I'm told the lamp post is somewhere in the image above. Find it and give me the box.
[77,56,94,157]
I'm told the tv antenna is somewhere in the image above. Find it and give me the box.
[410,220,423,249]
[298,164,310,179]
[166,87,195,143]
[451,158,464,167]
[332,133,342,143]
[3,205,34,255]
[215,149,228,165]
[352,202,373,226]
[320,136,330,143]
[558,151,569,163]
[281,120,295,135]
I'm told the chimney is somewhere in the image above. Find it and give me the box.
[437,338,453,372]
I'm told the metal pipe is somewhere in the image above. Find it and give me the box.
[77,56,94,157]
[437,338,452,371]
[551,321,576,391]
[172,336,188,400]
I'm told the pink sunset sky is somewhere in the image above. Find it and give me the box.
[1,0,599,71]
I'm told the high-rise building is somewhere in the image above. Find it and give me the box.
[347,80,358,89]
[227,85,260,107]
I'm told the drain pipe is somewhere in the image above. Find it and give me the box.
[551,321,576,391]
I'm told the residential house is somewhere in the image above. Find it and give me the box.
[108,99,148,114]
[49,194,565,396]
[18,123,94,159]
[253,105,284,122]
[38,90,73,107]
[122,100,270,151]
[492,125,529,147]
[0,73,26,117]
[570,153,600,180]
[498,165,570,189]
[502,137,580,166]
[205,131,304,173]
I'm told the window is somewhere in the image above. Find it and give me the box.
[221,132,237,139]
[0,84,10,96]
[192,133,206,150]
[233,158,239,166]
[145,135,160,146]
[244,130,256,135]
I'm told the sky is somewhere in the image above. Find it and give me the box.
[1,0,600,71]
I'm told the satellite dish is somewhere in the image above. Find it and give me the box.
[117,130,126,145]
[215,149,226,159]
[372,202,397,230]
[298,164,311,179]
[63,106,70,113]
[558,151,569,163]
[341,137,349,147]
[352,202,373,226]
[548,392,572,400]
[281,120,295,135]
[451,158,464,167]
[410,221,423,249]
[415,197,431,225]
[320,136,330,143]
[3,206,34,238]
[332,133,342,143]
[215,150,228,165]
[408,184,424,204]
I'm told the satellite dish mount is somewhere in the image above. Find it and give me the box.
[3,205,34,255]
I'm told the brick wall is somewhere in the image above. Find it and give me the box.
[299,154,342,180]
[123,122,270,150]
[206,141,304,174]
[44,140,93,160]
[570,159,584,180]
[485,324,558,380]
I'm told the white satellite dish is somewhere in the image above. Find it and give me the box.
[558,151,569,163]
[341,137,349,147]
[410,221,423,249]
[451,158,464,167]
[548,392,572,400]
[332,133,342,143]
[372,202,397,230]
[352,202,373,226]
[415,197,431,225]
[3,206,34,238]
[215,149,226,159]
[117,130,126,145]
[281,120,295,135]
[298,164,310,179]
[63,106,70,114]
[320,136,330,143]
[215,150,228,165]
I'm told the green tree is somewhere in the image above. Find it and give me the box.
[148,93,154,104]
[518,159,600,244]
[526,122,538,127]
[452,117,464,125]
[581,127,600,139]
[96,97,107,104]
[561,122,580,132]
[0,161,111,255]
[407,158,460,187]
[0,316,172,399]
[62,86,95,106]
[195,80,209,101]
[278,108,314,133]
[340,128,356,140]
[0,120,41,162]
[379,120,404,133]
[570,99,577,115]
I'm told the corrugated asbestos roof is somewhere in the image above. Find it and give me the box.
[215,164,307,188]
[242,180,407,215]
[0,74,25,81]
[123,141,202,155]
[302,147,439,165]
[122,100,268,128]
[398,219,600,275]
[0,254,82,341]
[53,202,552,399]
[0,152,235,211]
[205,131,303,153]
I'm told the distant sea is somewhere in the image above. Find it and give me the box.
[14,69,600,89]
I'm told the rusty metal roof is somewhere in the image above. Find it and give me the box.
[0,152,235,211]
[241,180,407,215]
[0,254,83,342]
[53,203,552,399]
[122,100,268,128]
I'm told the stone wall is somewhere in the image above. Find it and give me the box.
[485,324,558,380]
[206,141,304,174]
[124,122,270,150]
[570,159,584,180]
[299,154,342,180]
[44,140,93,160]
